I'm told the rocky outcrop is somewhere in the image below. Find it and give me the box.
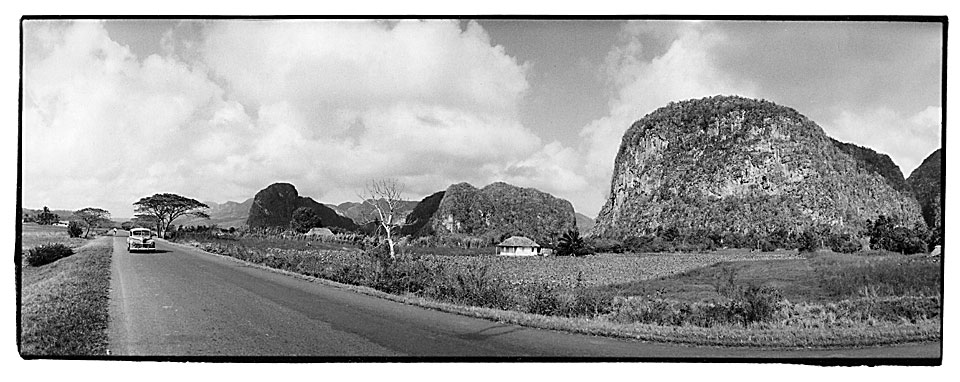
[246,183,358,231]
[425,182,577,245]
[831,139,910,193]
[907,148,943,229]
[400,191,446,237]
[591,95,925,240]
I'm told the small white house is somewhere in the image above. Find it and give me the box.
[497,236,541,256]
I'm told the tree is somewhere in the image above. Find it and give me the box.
[67,221,84,238]
[132,214,159,231]
[557,229,590,256]
[133,193,209,238]
[74,207,111,238]
[36,206,59,225]
[291,206,322,234]
[121,221,134,230]
[357,179,407,259]
[797,228,820,253]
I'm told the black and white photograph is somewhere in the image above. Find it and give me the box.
[13,12,947,368]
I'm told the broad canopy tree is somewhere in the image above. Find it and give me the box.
[133,193,209,238]
[74,207,111,238]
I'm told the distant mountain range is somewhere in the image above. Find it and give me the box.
[326,200,420,224]
[173,198,253,228]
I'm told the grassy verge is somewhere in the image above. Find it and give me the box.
[19,238,113,357]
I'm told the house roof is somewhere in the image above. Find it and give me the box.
[307,227,334,236]
[497,236,539,247]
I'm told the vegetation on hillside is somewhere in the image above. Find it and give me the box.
[907,148,943,235]
[400,191,445,237]
[246,182,359,231]
[831,138,910,193]
[593,95,925,244]
[430,181,577,246]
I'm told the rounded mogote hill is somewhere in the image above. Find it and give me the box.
[590,95,925,241]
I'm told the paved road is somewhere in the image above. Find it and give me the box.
[107,233,940,359]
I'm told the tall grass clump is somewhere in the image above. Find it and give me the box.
[25,243,74,267]
[818,257,941,299]
[427,263,516,310]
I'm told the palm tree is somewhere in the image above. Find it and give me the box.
[558,229,588,256]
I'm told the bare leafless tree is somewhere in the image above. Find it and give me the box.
[357,179,406,258]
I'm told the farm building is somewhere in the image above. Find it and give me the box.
[497,236,541,256]
[306,227,335,237]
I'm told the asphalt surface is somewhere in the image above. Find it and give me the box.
[107,233,941,360]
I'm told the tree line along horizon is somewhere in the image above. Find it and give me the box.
[22,182,940,257]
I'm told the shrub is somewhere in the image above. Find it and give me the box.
[25,243,74,266]
[291,207,322,234]
[758,239,776,252]
[729,284,783,325]
[797,229,820,253]
[372,254,445,295]
[866,216,929,254]
[566,287,615,318]
[557,230,591,256]
[588,237,624,253]
[332,262,368,285]
[67,221,84,238]
[826,233,861,253]
[429,264,515,310]
[766,228,796,250]
[611,284,785,328]
[524,284,566,316]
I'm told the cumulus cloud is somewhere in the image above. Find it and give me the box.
[196,19,541,201]
[23,21,232,216]
[21,20,542,217]
[827,106,942,177]
[573,21,758,215]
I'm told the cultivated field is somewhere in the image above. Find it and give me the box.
[429,250,803,289]
[175,231,941,348]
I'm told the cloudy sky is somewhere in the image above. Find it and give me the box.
[21,19,943,219]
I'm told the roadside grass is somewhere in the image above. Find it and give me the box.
[172,236,941,348]
[19,238,112,356]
